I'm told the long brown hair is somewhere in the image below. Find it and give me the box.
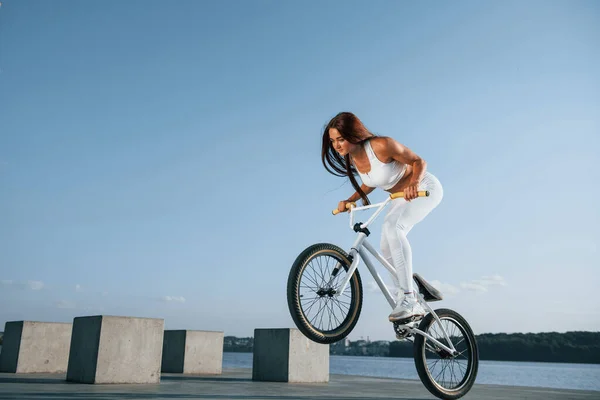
[321,112,375,205]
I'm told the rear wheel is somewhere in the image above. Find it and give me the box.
[413,308,479,399]
[287,243,363,344]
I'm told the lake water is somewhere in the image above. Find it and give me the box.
[0,345,597,391]
[224,352,600,392]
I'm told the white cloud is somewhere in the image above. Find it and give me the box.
[366,281,383,294]
[475,275,507,287]
[55,300,76,309]
[460,282,488,292]
[420,275,507,296]
[1,280,44,290]
[460,275,507,293]
[75,284,83,292]
[161,296,186,303]
[26,281,45,290]
[54,300,105,312]
[429,280,461,296]
[82,306,105,313]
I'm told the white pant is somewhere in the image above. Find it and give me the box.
[380,171,443,298]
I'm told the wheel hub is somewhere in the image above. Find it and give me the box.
[437,348,457,359]
[316,287,336,297]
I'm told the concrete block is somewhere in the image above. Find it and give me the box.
[66,315,164,384]
[161,330,223,374]
[0,321,72,373]
[252,328,329,383]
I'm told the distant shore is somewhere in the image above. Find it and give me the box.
[225,331,600,364]
[2,330,598,364]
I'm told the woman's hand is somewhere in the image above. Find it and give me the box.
[338,200,352,213]
[404,181,419,201]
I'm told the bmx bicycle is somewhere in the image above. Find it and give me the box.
[286,191,479,400]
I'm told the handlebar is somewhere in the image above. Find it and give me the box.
[332,202,357,215]
[332,190,430,215]
[389,190,430,200]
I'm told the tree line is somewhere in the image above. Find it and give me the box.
[223,331,600,364]
[388,331,600,364]
[2,331,596,364]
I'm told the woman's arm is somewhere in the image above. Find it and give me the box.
[345,183,375,202]
[373,137,427,200]
[337,183,375,212]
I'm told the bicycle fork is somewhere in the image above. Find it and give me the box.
[329,232,368,295]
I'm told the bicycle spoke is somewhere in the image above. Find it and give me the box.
[296,251,360,335]
[320,256,330,283]
[303,297,323,323]
[315,257,326,285]
[303,302,321,321]
[327,299,338,330]
[456,348,469,358]
[455,359,467,375]
[302,269,320,289]
[323,298,332,331]
[330,300,346,323]
[327,300,339,331]
[319,298,331,329]
[434,360,447,384]
[332,297,351,307]
[428,357,441,371]
[329,303,342,328]
[309,300,328,326]
[449,360,459,387]
[299,295,321,303]
[422,315,472,391]
[301,296,321,313]
[299,285,318,294]
[335,302,350,312]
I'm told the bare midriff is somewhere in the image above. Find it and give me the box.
[385,165,414,194]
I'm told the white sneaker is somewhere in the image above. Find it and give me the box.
[389,294,425,322]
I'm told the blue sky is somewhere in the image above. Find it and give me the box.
[0,0,598,342]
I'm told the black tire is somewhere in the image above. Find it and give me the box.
[413,308,479,400]
[287,243,363,344]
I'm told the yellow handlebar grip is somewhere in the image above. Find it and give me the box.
[332,202,356,215]
[390,190,430,200]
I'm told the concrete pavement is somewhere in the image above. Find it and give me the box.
[0,367,598,400]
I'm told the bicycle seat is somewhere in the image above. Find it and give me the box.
[413,273,443,302]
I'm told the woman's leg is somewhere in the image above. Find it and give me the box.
[384,172,444,321]
[381,201,409,297]
[380,224,399,297]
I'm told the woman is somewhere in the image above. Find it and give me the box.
[321,112,443,322]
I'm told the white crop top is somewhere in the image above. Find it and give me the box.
[353,139,406,190]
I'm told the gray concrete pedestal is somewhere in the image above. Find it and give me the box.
[252,328,329,383]
[66,315,164,384]
[0,321,72,373]
[161,330,223,374]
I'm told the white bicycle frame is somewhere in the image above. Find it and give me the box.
[333,196,459,356]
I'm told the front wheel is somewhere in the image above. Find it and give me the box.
[287,243,363,344]
[413,308,479,400]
